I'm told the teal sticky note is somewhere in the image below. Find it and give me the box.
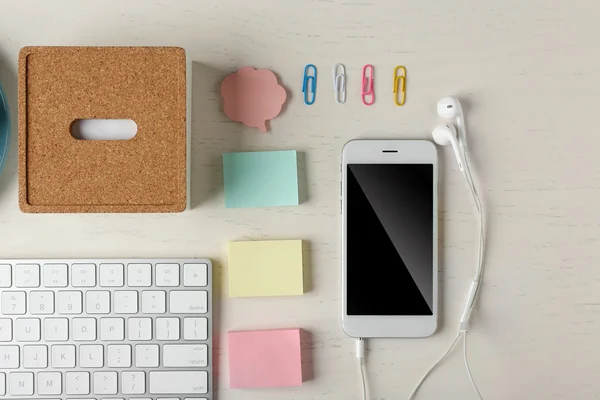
[223,150,299,208]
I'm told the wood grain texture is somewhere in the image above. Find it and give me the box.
[0,0,599,398]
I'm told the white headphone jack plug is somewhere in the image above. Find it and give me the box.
[356,338,368,400]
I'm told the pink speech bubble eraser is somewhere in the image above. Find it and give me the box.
[221,67,287,132]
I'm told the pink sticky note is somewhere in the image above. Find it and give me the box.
[228,328,303,389]
[221,66,287,132]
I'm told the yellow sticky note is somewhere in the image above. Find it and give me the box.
[228,240,304,297]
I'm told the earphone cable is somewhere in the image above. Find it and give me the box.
[406,141,486,400]
[359,355,368,400]
[354,121,487,400]
[406,332,462,400]
[463,330,484,399]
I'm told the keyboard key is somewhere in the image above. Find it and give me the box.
[163,344,208,367]
[94,371,118,395]
[16,318,41,341]
[99,263,124,287]
[86,290,110,314]
[71,263,96,287]
[51,344,75,368]
[15,263,40,287]
[122,371,145,394]
[114,290,138,314]
[108,344,131,368]
[128,263,152,287]
[0,346,19,368]
[156,317,180,341]
[101,318,124,341]
[0,372,4,395]
[0,264,11,287]
[57,291,83,314]
[141,290,166,314]
[23,344,47,368]
[38,371,61,395]
[184,317,208,340]
[30,291,55,314]
[43,263,68,287]
[149,371,208,394]
[135,344,159,367]
[128,317,152,341]
[0,319,12,341]
[1,291,26,315]
[184,263,208,287]
[80,344,104,368]
[170,290,208,314]
[67,398,101,400]
[66,371,90,395]
[73,318,97,341]
[60,398,92,400]
[23,345,48,369]
[9,371,34,395]
[44,318,69,341]
[156,263,180,287]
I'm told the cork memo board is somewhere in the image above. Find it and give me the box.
[18,46,187,213]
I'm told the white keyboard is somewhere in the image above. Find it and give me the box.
[0,259,212,400]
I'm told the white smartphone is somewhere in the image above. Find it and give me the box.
[341,140,438,338]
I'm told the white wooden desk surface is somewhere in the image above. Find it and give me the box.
[0,1,598,399]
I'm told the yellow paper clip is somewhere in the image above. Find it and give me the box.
[393,66,406,106]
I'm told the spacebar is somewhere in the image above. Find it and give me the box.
[149,371,208,394]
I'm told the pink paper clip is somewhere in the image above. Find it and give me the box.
[361,64,375,106]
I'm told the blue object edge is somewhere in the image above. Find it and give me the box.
[0,84,10,175]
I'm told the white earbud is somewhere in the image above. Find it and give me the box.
[437,96,466,147]
[432,124,465,172]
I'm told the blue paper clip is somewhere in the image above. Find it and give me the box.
[302,64,317,105]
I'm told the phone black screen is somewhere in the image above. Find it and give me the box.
[346,164,434,316]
